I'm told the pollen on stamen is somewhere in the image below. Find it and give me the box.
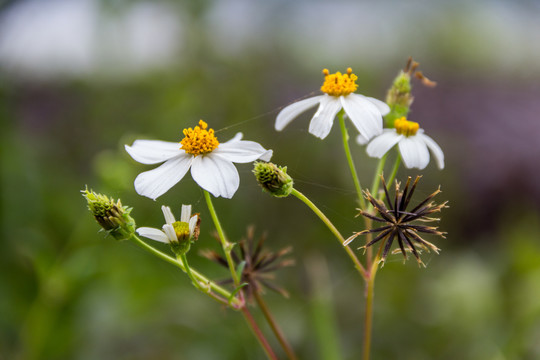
[320,68,358,97]
[180,120,220,156]
[394,117,420,137]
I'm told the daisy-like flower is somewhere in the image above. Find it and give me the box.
[344,176,447,266]
[362,117,444,170]
[137,204,200,255]
[201,226,294,301]
[125,120,272,199]
[275,68,390,140]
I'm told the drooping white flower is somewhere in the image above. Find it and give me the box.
[136,204,198,244]
[363,117,444,170]
[125,120,272,199]
[275,68,390,140]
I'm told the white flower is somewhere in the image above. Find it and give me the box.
[125,120,272,199]
[363,117,444,170]
[136,205,198,244]
[275,68,389,140]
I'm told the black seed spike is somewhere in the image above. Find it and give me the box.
[366,227,394,247]
[402,176,421,211]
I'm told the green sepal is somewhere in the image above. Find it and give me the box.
[235,260,246,282]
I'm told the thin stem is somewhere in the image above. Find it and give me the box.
[128,233,241,307]
[291,188,367,279]
[254,291,298,360]
[363,246,383,360]
[179,253,209,293]
[365,154,388,266]
[386,153,401,189]
[338,112,367,210]
[203,191,278,358]
[363,267,376,360]
[203,190,241,287]
[370,154,388,198]
[241,306,279,360]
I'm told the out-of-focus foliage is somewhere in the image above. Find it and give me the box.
[1,0,540,359]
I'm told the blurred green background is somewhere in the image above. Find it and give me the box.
[1,0,540,359]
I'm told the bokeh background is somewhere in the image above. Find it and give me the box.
[1,0,540,359]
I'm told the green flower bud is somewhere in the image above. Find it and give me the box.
[253,162,293,198]
[385,70,413,127]
[384,57,436,127]
[82,188,136,241]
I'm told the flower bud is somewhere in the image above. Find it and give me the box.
[385,70,413,127]
[253,162,293,197]
[384,57,435,127]
[82,188,136,241]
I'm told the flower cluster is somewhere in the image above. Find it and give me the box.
[83,59,448,360]
[137,204,200,256]
[275,68,390,140]
[82,188,136,241]
[125,120,272,199]
[364,117,444,170]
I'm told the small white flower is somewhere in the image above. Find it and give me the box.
[275,68,389,140]
[136,205,198,244]
[125,120,272,199]
[363,117,444,170]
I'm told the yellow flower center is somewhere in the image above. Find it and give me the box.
[394,117,420,136]
[172,221,190,241]
[320,68,358,96]
[180,120,219,156]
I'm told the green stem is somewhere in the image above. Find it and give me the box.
[128,233,241,307]
[179,253,210,293]
[363,267,377,360]
[203,190,241,287]
[203,191,278,359]
[386,153,401,189]
[363,245,383,360]
[370,154,388,198]
[291,188,367,279]
[254,291,298,360]
[365,155,388,266]
[338,112,366,210]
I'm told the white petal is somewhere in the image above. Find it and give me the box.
[214,137,273,163]
[356,133,370,145]
[125,140,182,165]
[162,224,177,243]
[309,95,342,139]
[417,132,445,169]
[258,150,273,162]
[161,205,176,224]
[366,131,402,158]
[365,96,391,115]
[398,137,430,170]
[188,215,198,237]
[341,94,383,140]
[180,204,192,223]
[275,96,323,131]
[134,154,193,200]
[191,154,240,199]
[136,227,169,243]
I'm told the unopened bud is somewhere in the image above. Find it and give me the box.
[384,57,435,127]
[82,188,136,241]
[253,162,293,197]
[385,70,413,127]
